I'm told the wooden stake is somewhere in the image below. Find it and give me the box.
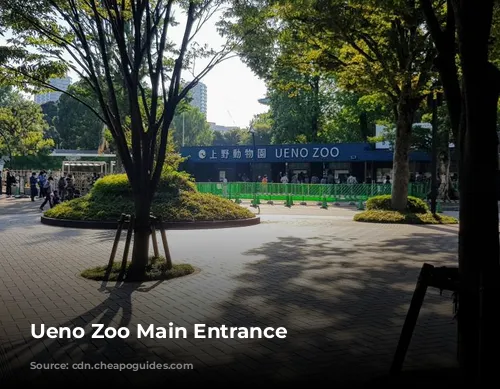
[159,221,173,270]
[118,214,134,281]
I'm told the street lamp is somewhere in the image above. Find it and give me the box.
[428,82,443,214]
[249,127,257,206]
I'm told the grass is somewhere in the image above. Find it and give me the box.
[81,256,195,281]
[353,210,458,224]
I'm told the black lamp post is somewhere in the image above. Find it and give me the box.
[248,127,257,207]
[428,84,443,214]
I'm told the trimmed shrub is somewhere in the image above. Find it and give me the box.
[91,170,196,199]
[45,173,255,222]
[353,210,458,224]
[366,195,428,214]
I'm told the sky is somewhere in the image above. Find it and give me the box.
[170,5,269,128]
[1,4,270,128]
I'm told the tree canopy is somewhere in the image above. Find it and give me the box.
[0,90,54,158]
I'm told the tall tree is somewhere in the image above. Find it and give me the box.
[0,0,234,279]
[171,106,214,147]
[451,0,500,383]
[54,81,104,150]
[0,95,54,160]
[228,0,435,210]
[323,90,392,143]
[421,0,500,382]
[40,101,60,146]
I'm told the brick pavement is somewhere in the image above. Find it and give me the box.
[0,196,460,386]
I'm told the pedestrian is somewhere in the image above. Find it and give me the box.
[29,172,38,202]
[38,171,46,199]
[58,173,66,201]
[40,176,54,211]
[5,169,15,197]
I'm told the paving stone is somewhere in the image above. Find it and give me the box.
[0,197,460,385]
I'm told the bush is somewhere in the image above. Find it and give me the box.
[366,195,429,214]
[91,170,196,199]
[45,174,255,222]
[353,210,458,224]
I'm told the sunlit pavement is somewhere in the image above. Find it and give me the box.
[0,197,459,386]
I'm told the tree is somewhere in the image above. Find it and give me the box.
[450,1,500,383]
[0,94,54,161]
[228,0,435,210]
[171,106,214,147]
[323,90,392,143]
[0,0,234,279]
[267,70,323,143]
[40,101,60,146]
[212,127,248,146]
[420,0,500,382]
[53,81,104,150]
[240,112,273,145]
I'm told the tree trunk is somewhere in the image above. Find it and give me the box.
[126,195,153,280]
[453,1,500,383]
[391,94,416,211]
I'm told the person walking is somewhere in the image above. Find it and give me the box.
[29,172,38,201]
[40,176,54,211]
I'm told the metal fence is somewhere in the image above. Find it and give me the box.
[196,182,430,203]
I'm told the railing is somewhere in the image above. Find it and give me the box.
[196,182,430,203]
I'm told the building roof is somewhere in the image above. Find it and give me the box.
[50,149,116,157]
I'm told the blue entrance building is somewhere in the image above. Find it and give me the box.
[180,142,434,183]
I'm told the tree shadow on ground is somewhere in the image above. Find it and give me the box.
[1,229,461,387]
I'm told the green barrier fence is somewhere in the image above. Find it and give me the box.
[195,182,430,203]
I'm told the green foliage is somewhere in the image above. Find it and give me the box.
[238,112,273,145]
[45,173,254,222]
[366,195,429,214]
[81,259,195,282]
[90,171,196,199]
[353,210,458,224]
[212,128,248,146]
[0,91,54,157]
[52,81,104,150]
[322,90,392,142]
[171,106,214,147]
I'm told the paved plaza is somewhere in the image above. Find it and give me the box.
[0,197,460,386]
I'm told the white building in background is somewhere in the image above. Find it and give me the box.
[34,77,72,105]
[189,81,207,115]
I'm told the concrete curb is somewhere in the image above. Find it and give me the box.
[41,215,261,230]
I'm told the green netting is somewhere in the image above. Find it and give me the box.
[195,182,430,202]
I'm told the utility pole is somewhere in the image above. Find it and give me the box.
[430,89,438,214]
[182,112,185,147]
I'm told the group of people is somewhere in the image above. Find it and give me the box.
[29,171,77,211]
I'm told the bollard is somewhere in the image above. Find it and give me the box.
[321,195,328,209]
[285,194,292,208]
[437,201,442,213]
[357,201,365,210]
